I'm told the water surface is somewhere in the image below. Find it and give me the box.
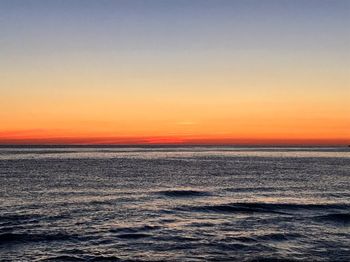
[1,146,349,261]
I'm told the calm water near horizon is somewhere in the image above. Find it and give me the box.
[1,146,350,261]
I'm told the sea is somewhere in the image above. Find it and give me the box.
[0,146,349,261]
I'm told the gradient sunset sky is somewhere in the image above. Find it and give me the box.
[1,0,349,145]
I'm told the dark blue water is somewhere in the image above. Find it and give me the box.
[1,147,349,261]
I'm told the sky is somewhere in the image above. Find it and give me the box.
[0,0,349,145]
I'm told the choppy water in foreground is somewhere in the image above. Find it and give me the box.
[1,146,350,261]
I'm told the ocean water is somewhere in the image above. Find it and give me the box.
[0,146,349,261]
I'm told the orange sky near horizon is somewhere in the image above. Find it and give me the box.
[1,72,349,145]
[1,61,349,145]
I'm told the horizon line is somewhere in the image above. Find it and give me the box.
[0,142,349,147]
[0,135,348,147]
[0,145,348,148]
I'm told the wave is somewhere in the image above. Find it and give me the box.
[249,258,297,262]
[0,232,78,245]
[178,202,349,214]
[110,224,159,240]
[158,189,211,197]
[0,213,71,227]
[255,232,301,241]
[224,187,283,193]
[0,213,42,224]
[39,254,123,261]
[89,256,122,262]
[314,213,350,224]
[224,232,301,244]
[39,255,86,261]
[110,224,160,234]
[116,233,151,239]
